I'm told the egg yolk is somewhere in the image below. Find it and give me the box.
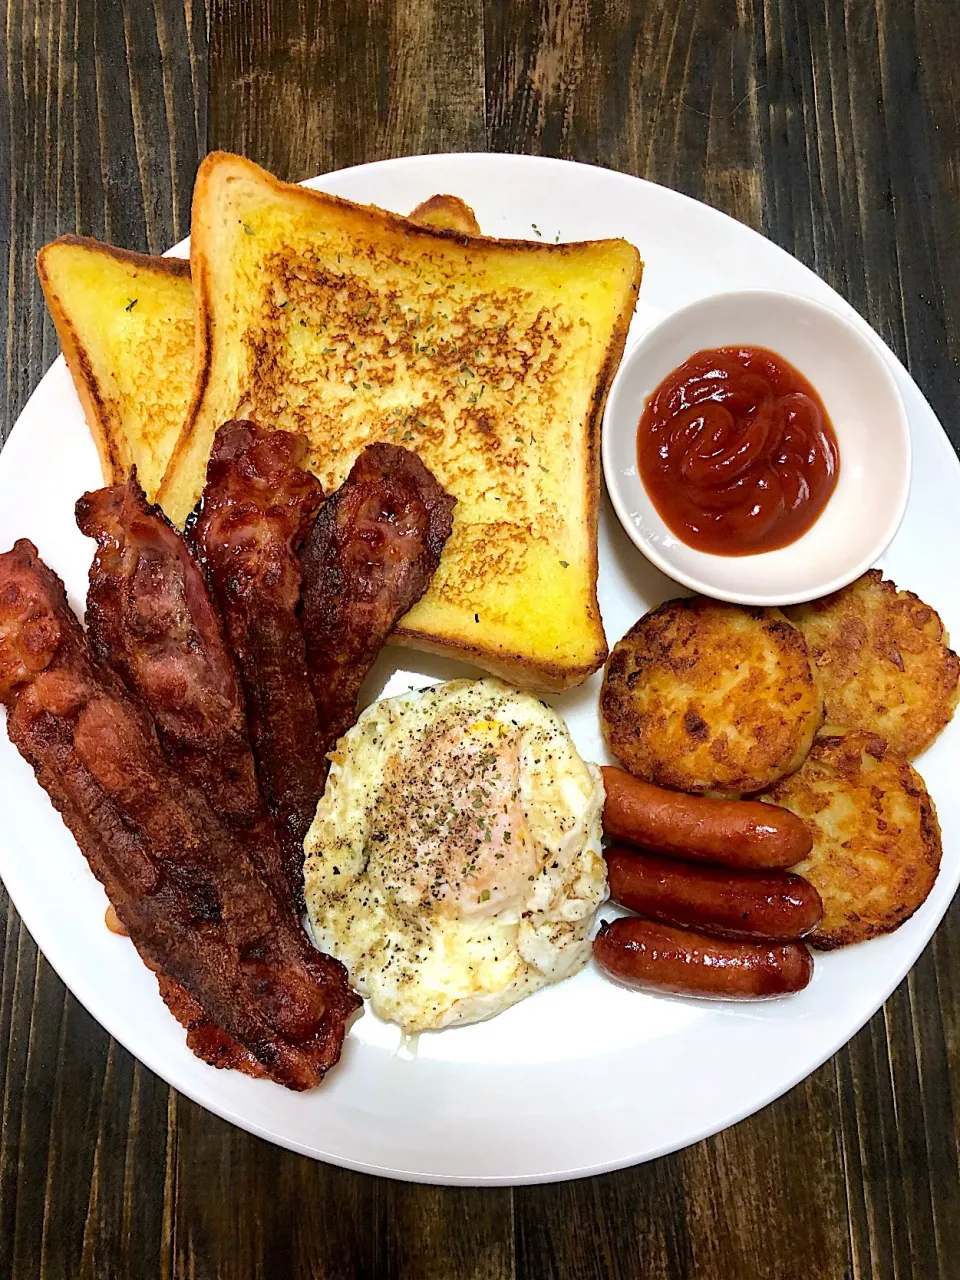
[366,718,537,920]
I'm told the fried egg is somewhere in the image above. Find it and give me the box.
[303,678,607,1032]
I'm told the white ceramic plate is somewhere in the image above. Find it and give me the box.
[1,154,957,1185]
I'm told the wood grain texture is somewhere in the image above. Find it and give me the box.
[0,2,205,1277]
[3,0,960,1276]
[485,0,765,229]
[172,1097,384,1280]
[207,0,485,182]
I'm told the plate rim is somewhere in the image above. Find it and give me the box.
[2,150,959,1185]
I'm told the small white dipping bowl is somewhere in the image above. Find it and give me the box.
[602,290,911,606]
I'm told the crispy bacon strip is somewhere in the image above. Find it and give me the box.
[154,973,266,1078]
[0,541,360,1089]
[187,422,325,904]
[299,443,456,756]
[76,473,288,905]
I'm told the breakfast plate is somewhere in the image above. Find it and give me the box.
[1,152,958,1184]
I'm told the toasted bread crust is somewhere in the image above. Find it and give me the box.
[39,235,191,281]
[601,598,823,794]
[36,197,476,499]
[388,627,604,693]
[786,570,960,759]
[37,237,192,494]
[767,731,942,948]
[38,243,124,484]
[408,194,482,236]
[162,152,641,689]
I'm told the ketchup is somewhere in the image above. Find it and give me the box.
[637,346,839,556]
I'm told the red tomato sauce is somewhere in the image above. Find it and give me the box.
[637,346,840,556]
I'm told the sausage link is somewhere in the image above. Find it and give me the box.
[593,916,813,998]
[604,846,823,942]
[601,766,811,869]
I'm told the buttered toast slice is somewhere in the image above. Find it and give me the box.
[36,198,481,502]
[37,239,194,500]
[162,153,642,691]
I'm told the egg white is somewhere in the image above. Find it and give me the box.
[303,678,607,1032]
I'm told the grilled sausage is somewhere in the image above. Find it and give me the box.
[593,916,814,998]
[601,766,812,869]
[604,846,823,942]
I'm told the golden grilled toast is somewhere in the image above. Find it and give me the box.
[161,153,642,690]
[36,197,481,502]
[37,239,194,500]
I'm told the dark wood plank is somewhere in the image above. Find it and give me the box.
[172,1118,518,1280]
[172,1097,384,1280]
[208,0,485,182]
[885,0,960,447]
[1,0,207,444]
[676,1067,852,1280]
[485,0,764,229]
[516,1059,854,1280]
[516,1157,693,1280]
[763,5,960,1277]
[0,898,177,1280]
[383,1184,515,1280]
[0,2,206,1276]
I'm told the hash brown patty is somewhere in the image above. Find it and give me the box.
[767,731,941,949]
[786,571,960,760]
[600,597,824,795]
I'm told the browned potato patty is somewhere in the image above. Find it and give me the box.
[767,731,941,949]
[600,597,824,795]
[786,571,960,760]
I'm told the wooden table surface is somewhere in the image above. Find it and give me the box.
[3,2,960,1277]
